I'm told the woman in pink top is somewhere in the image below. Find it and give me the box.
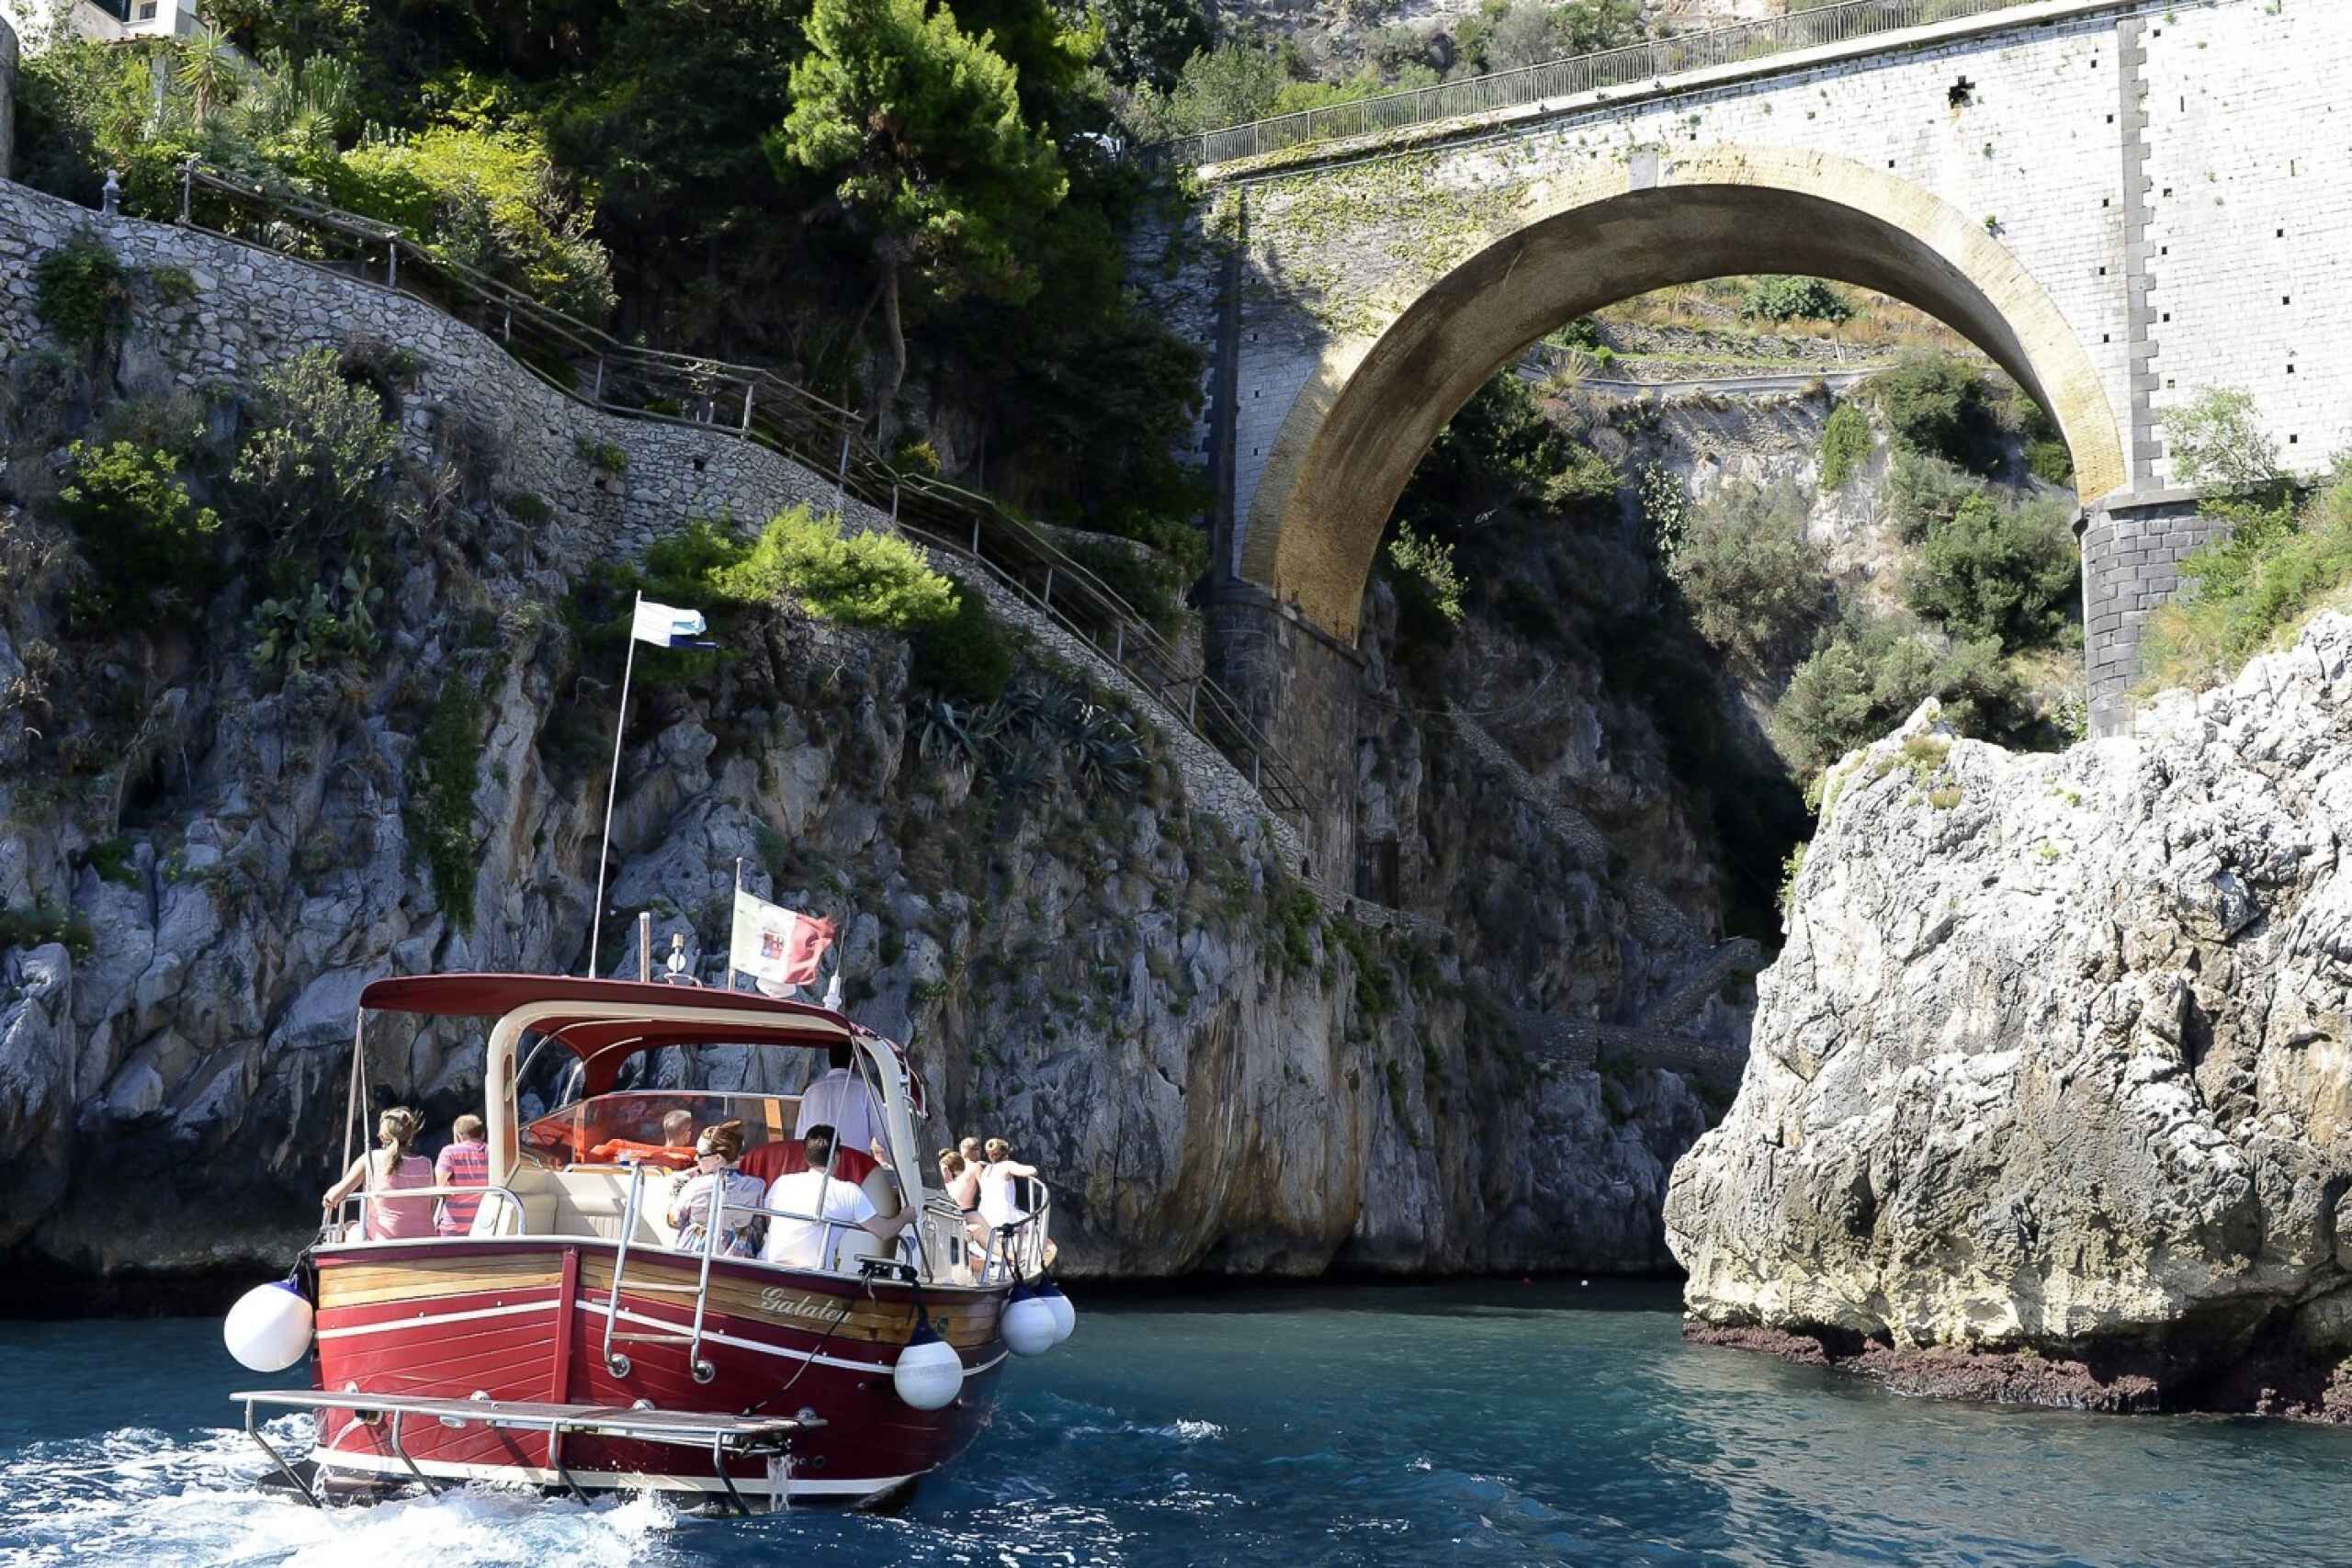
[322,1108,435,1239]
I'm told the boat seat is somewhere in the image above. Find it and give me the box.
[468,1170,558,1238]
[553,1167,682,1248]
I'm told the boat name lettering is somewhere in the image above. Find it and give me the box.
[757,1288,842,1320]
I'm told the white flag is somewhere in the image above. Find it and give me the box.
[632,600,713,649]
[729,889,837,994]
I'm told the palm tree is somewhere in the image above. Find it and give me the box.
[175,25,239,126]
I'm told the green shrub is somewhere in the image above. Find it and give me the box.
[1817,401,1871,492]
[1884,450,1983,543]
[1778,840,1808,919]
[52,441,222,626]
[2140,475,2352,688]
[405,678,484,932]
[327,125,617,321]
[248,560,386,674]
[1668,478,1826,672]
[229,349,400,549]
[713,506,958,630]
[2026,438,2075,487]
[910,576,1015,703]
[894,439,944,477]
[1387,524,1464,623]
[504,491,554,525]
[1773,611,2026,776]
[642,517,751,604]
[150,265,199,306]
[34,231,130,349]
[1871,351,2000,475]
[575,436,629,474]
[0,900,96,959]
[1542,445,1621,511]
[1742,275,1853,324]
[1905,491,2079,650]
[2165,386,2287,503]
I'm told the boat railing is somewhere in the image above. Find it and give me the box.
[322,1182,528,1245]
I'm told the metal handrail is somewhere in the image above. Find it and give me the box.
[324,1182,526,1243]
[603,1162,652,1375]
[1158,0,2052,167]
[167,161,1315,821]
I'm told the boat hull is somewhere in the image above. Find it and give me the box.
[306,1239,1007,1504]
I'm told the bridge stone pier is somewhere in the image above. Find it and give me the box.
[1180,0,2352,738]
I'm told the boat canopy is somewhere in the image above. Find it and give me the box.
[358,974,926,1111]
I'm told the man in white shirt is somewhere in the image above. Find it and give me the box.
[763,1125,907,1269]
[793,1042,876,1150]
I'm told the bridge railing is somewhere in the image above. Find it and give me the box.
[168,162,1314,821]
[1156,0,2045,168]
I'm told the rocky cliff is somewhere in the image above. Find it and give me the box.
[0,192,1743,1295]
[1666,613,2352,1415]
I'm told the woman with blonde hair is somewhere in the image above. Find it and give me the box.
[668,1121,765,1256]
[322,1108,435,1240]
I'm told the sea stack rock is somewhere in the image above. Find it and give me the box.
[1666,612,2352,1415]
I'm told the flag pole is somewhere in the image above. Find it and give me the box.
[589,590,641,979]
[725,856,743,993]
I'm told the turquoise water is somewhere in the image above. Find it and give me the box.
[5,1280,2351,1566]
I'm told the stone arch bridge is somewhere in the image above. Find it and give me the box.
[1170,0,2351,878]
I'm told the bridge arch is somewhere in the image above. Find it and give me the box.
[1240,145,2128,642]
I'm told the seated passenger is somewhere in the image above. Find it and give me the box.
[585,1108,700,1169]
[792,1043,876,1151]
[763,1123,907,1269]
[322,1108,435,1240]
[667,1122,765,1257]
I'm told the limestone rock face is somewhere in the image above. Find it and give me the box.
[1667,614,2352,1391]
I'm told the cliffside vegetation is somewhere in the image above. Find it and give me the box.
[2141,389,2352,688]
[11,0,1207,554]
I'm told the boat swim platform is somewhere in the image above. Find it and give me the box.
[232,1388,824,1512]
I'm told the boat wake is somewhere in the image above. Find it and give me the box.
[0,1417,683,1568]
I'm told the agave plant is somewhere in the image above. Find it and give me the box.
[917,699,978,767]
[1073,709,1147,794]
[992,742,1050,796]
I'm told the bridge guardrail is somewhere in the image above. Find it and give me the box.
[1156,0,2048,168]
[171,162,1312,820]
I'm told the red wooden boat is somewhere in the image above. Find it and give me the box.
[228,974,1064,1511]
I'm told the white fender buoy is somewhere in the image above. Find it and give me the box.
[1039,1278,1076,1345]
[1001,1281,1057,1357]
[893,1319,965,1411]
[224,1280,314,1372]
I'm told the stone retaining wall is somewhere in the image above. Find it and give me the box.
[0,180,892,566]
[0,180,1319,863]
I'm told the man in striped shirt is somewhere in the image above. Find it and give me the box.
[435,1114,491,1236]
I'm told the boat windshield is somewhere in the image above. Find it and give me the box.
[518,1089,798,1170]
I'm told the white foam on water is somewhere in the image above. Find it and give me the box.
[0,1418,683,1568]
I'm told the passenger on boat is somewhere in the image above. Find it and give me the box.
[667,1121,766,1257]
[938,1149,989,1260]
[792,1043,876,1150]
[978,1137,1039,1232]
[662,1109,695,1148]
[321,1108,435,1240]
[762,1124,908,1269]
[433,1113,489,1236]
[958,1135,985,1170]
